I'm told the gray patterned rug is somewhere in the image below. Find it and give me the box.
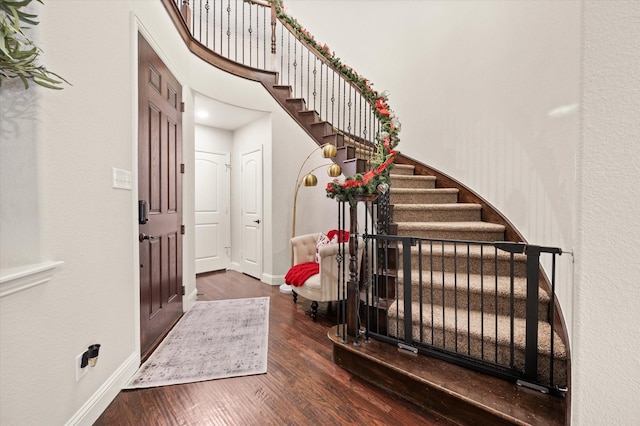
[125,297,270,389]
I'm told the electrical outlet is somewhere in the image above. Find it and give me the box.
[75,352,88,382]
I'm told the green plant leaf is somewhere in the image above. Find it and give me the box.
[0,0,68,89]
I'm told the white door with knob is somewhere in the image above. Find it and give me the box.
[195,150,230,274]
[240,148,262,279]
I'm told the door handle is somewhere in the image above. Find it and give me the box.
[253,219,260,224]
[139,233,158,242]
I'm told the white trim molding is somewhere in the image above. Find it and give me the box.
[0,260,64,298]
[64,351,139,426]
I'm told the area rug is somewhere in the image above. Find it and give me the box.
[125,297,270,389]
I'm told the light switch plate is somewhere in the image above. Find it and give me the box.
[112,168,132,190]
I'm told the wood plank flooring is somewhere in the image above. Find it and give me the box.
[95,271,454,425]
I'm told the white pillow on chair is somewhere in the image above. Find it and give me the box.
[315,233,337,263]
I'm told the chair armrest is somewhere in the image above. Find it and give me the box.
[317,242,340,258]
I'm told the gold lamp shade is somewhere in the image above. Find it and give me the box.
[303,173,318,186]
[321,144,338,158]
[327,164,342,177]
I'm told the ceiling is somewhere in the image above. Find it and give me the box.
[193,93,267,131]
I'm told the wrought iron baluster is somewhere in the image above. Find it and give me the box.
[480,244,485,359]
[312,56,317,112]
[430,240,435,344]
[262,6,266,68]
[306,50,310,110]
[205,0,210,48]
[347,86,352,141]
[198,0,202,41]
[467,243,471,355]
[454,241,458,352]
[233,0,237,61]
[441,240,446,348]
[509,252,515,368]
[244,1,248,65]
[494,246,499,363]
[292,39,297,97]
[319,62,324,119]
[330,71,335,127]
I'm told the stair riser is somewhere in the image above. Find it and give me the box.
[397,227,505,242]
[391,192,458,204]
[284,98,306,113]
[388,317,568,387]
[396,284,549,321]
[298,111,320,125]
[392,165,415,176]
[391,176,437,189]
[393,208,481,222]
[310,122,334,139]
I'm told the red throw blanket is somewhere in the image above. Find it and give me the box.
[284,262,319,287]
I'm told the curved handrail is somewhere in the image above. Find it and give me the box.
[270,0,399,204]
[167,0,399,204]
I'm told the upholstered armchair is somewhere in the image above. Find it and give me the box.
[287,232,364,320]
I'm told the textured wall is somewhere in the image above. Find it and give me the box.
[573,1,640,424]
[286,0,580,336]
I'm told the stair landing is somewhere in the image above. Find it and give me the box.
[329,326,567,426]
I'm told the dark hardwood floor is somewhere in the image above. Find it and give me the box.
[95,271,454,425]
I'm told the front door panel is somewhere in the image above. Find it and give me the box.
[138,33,183,358]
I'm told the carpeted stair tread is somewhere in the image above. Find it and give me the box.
[394,203,481,211]
[393,203,482,222]
[396,223,506,249]
[390,188,460,204]
[397,270,549,303]
[390,175,437,189]
[398,243,528,277]
[395,270,551,320]
[391,164,416,175]
[387,302,568,386]
[397,221,505,234]
[391,188,458,195]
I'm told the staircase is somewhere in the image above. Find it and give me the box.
[387,164,568,388]
[162,0,570,423]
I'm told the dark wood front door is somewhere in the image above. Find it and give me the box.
[138,33,183,358]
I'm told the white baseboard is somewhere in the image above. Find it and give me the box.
[184,286,198,311]
[65,351,139,426]
[226,263,283,286]
[262,272,285,286]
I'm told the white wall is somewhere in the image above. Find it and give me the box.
[0,0,331,424]
[573,2,640,424]
[195,124,233,153]
[286,0,580,335]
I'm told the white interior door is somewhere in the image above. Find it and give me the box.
[240,148,262,279]
[195,150,230,274]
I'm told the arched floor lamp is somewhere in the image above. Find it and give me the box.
[279,143,342,294]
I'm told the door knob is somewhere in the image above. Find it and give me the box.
[139,233,158,242]
[253,219,260,224]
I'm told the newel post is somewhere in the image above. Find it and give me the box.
[346,202,359,337]
[346,194,377,338]
[270,2,277,54]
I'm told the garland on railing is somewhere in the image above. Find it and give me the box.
[270,0,400,206]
